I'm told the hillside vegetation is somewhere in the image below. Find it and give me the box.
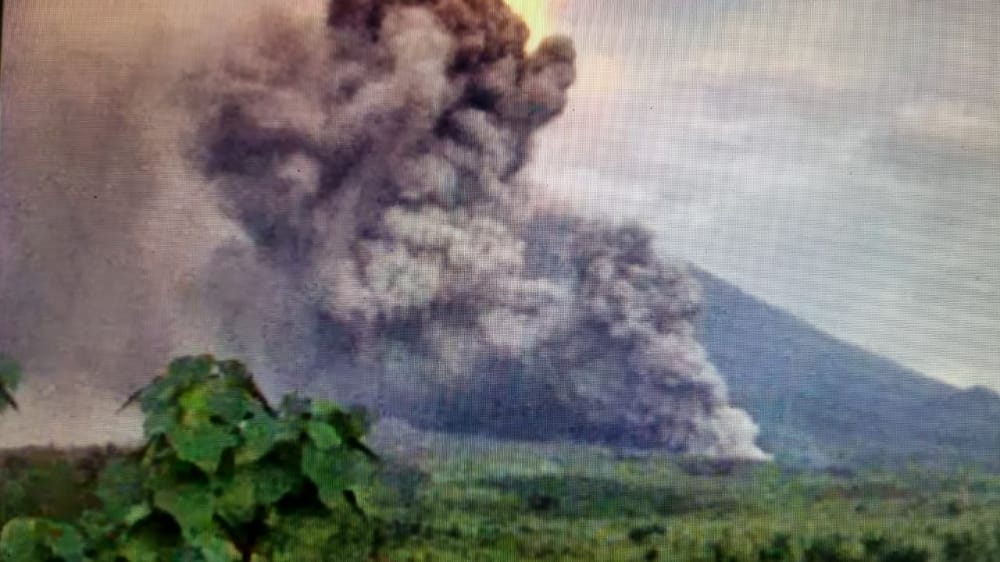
[1,355,999,560]
[697,269,1000,471]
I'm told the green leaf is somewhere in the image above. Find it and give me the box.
[0,355,21,413]
[328,410,367,442]
[117,540,161,562]
[234,411,287,466]
[309,399,341,419]
[167,423,238,474]
[218,361,274,413]
[96,459,147,521]
[215,472,257,527]
[139,355,216,414]
[115,525,172,562]
[78,510,117,546]
[140,381,178,415]
[48,523,86,562]
[124,503,154,527]
[193,536,240,562]
[143,408,177,439]
[306,420,342,450]
[0,519,41,562]
[0,355,20,389]
[0,518,86,562]
[300,443,373,510]
[0,519,46,562]
[206,387,253,426]
[215,462,300,528]
[252,462,301,506]
[169,545,206,562]
[153,482,216,540]
[178,385,217,422]
[168,355,216,381]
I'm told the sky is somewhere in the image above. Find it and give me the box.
[0,0,998,447]
[526,0,1000,390]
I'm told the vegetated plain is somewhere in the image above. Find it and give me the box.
[2,430,999,562]
[3,320,1000,561]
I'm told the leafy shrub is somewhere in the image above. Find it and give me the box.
[878,545,931,562]
[862,533,930,562]
[0,355,381,562]
[0,518,87,562]
[628,524,666,544]
[706,539,741,562]
[2,458,90,526]
[941,530,987,562]
[802,534,858,562]
[758,533,794,562]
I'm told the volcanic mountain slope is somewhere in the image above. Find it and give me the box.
[694,268,1000,472]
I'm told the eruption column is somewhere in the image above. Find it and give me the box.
[185,0,768,459]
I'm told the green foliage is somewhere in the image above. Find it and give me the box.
[706,539,742,562]
[5,354,1000,560]
[757,533,793,562]
[862,533,931,562]
[5,433,1000,562]
[802,534,857,562]
[940,531,991,562]
[0,354,21,413]
[0,518,86,562]
[0,355,380,562]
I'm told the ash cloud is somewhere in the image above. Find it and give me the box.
[182,0,767,458]
[0,0,313,446]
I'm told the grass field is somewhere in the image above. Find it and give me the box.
[3,433,999,561]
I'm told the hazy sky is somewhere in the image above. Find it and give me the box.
[525,0,999,390]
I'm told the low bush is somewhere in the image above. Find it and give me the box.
[0,355,381,562]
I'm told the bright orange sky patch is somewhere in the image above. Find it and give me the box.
[504,0,559,51]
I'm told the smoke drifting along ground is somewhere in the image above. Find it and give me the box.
[0,0,766,458]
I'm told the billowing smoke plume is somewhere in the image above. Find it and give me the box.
[180,0,767,458]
